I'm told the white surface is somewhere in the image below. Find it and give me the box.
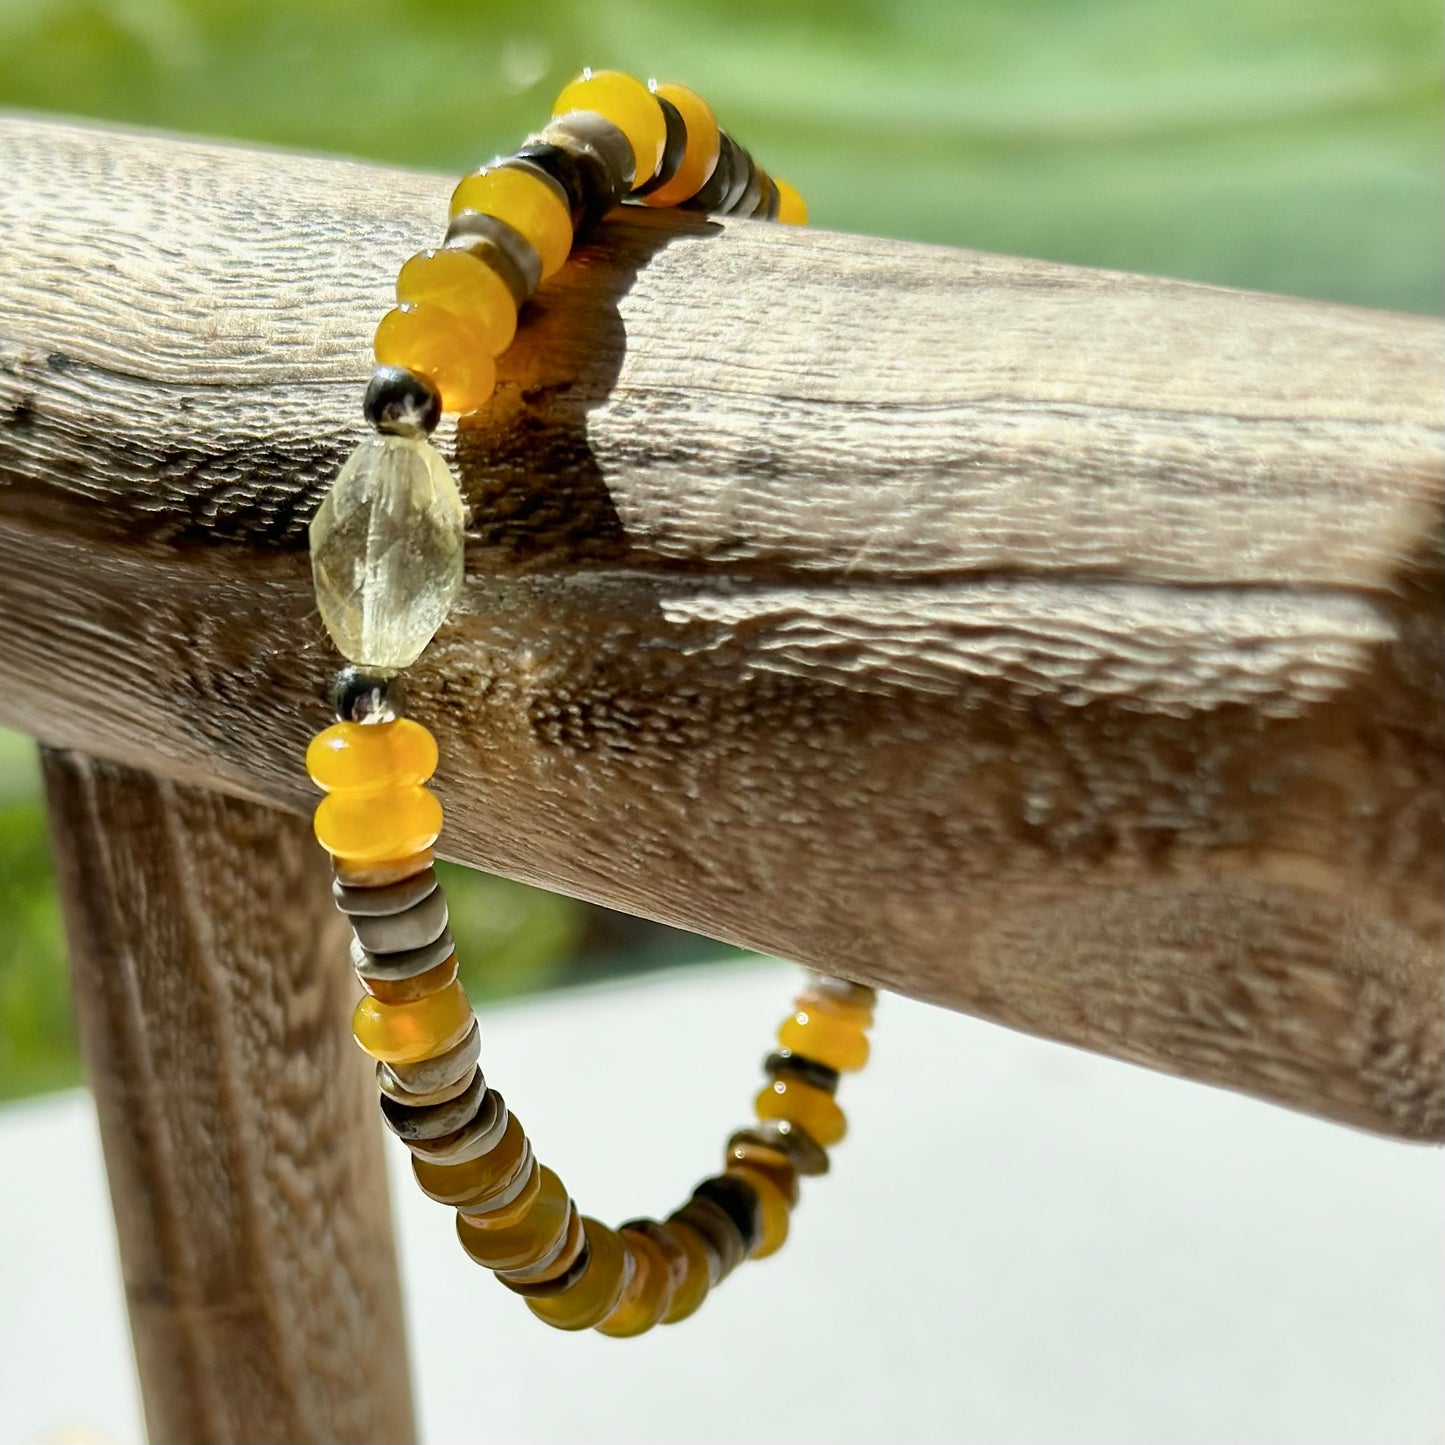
[1,959,1441,1445]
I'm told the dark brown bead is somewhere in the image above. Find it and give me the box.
[727,1119,830,1177]
[362,365,441,438]
[499,1232,592,1298]
[378,1067,485,1141]
[442,211,540,305]
[723,144,762,216]
[764,1048,840,1094]
[692,1173,761,1254]
[668,1197,745,1281]
[512,140,620,234]
[331,666,397,724]
[751,170,781,221]
[682,131,736,212]
[631,94,688,197]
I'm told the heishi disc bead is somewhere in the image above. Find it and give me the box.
[376,1057,479,1109]
[456,1164,570,1271]
[350,886,449,955]
[412,1107,525,1206]
[551,70,666,188]
[755,1076,847,1146]
[396,248,517,354]
[314,785,442,865]
[379,1066,485,1140]
[307,719,438,794]
[408,1090,512,1167]
[641,82,720,207]
[775,178,808,225]
[448,166,573,279]
[727,1119,830,1177]
[777,1001,871,1072]
[668,1197,745,1281]
[725,1164,792,1259]
[381,1018,480,1095]
[499,1203,588,1290]
[351,978,473,1064]
[374,303,497,414]
[360,953,458,1005]
[332,864,438,916]
[596,1229,674,1337]
[527,1217,632,1331]
[458,1154,543,1229]
[726,1140,799,1206]
[309,432,465,670]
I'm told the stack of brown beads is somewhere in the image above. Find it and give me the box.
[307,696,876,1335]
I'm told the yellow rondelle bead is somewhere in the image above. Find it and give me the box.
[396,249,517,355]
[597,1229,674,1337]
[528,1218,631,1331]
[374,303,497,414]
[413,1110,528,1207]
[778,1006,870,1072]
[660,1220,712,1323]
[306,719,438,795]
[775,178,808,225]
[727,1164,792,1259]
[552,69,666,189]
[448,167,573,279]
[755,1076,847,1146]
[642,82,720,208]
[351,978,473,1064]
[313,783,442,864]
[456,1165,568,1271]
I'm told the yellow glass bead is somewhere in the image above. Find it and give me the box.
[659,1219,712,1323]
[727,1164,791,1259]
[456,1165,569,1271]
[755,1076,846,1146]
[351,978,472,1064]
[374,303,497,414]
[597,1229,674,1337]
[361,954,458,1005]
[775,178,808,225]
[552,69,666,189]
[312,783,442,864]
[306,719,438,795]
[778,1005,870,1072]
[642,82,720,208]
[528,1217,631,1331]
[448,167,573,279]
[396,249,517,355]
[413,1110,527,1206]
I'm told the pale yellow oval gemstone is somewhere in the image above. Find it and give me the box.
[309,434,465,671]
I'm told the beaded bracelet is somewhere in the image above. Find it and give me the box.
[305,70,875,1336]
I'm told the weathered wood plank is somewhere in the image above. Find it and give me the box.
[2,117,1441,1140]
[42,748,415,1445]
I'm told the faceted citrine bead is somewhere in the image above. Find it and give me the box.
[727,1164,791,1259]
[596,1229,673,1337]
[413,1110,527,1206]
[456,1165,570,1271]
[775,179,808,225]
[643,82,719,207]
[309,433,465,671]
[755,1076,846,1146]
[659,1219,712,1324]
[313,784,442,864]
[360,954,458,1005]
[448,167,573,279]
[306,719,438,794]
[352,978,472,1065]
[396,249,517,355]
[528,1217,631,1331]
[552,69,666,188]
[374,303,497,414]
[778,1000,870,1072]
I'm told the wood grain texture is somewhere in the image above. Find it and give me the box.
[2,117,1441,1140]
[42,749,415,1445]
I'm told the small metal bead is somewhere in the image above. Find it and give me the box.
[682,131,736,212]
[442,211,541,305]
[379,1066,485,1140]
[727,1120,830,1177]
[349,929,455,982]
[692,1174,761,1255]
[631,94,688,197]
[362,365,442,438]
[751,170,781,222]
[763,1048,840,1094]
[331,667,397,724]
[669,1197,745,1280]
[540,111,636,192]
[512,140,619,235]
[382,1018,480,1095]
[350,887,449,956]
[723,144,761,216]
[407,1087,510,1166]
[332,866,438,918]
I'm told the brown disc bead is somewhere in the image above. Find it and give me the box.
[668,1197,745,1281]
[763,1048,840,1094]
[691,1173,761,1255]
[379,1067,485,1141]
[412,1105,526,1205]
[407,1088,509,1167]
[726,1139,799,1206]
[727,1119,830,1177]
[526,1218,632,1331]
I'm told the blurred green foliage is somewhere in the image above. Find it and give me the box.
[0,0,1439,1099]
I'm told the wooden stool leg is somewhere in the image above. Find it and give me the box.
[41,748,416,1445]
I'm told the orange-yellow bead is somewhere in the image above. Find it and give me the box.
[361,954,458,1005]
[306,720,438,794]
[528,1217,631,1331]
[775,178,808,225]
[448,167,573,279]
[351,978,472,1064]
[313,784,442,864]
[642,82,720,207]
[413,1110,528,1206]
[727,1164,791,1259]
[659,1220,712,1323]
[778,1001,871,1072]
[552,69,666,189]
[597,1229,674,1337]
[396,249,517,355]
[374,303,497,414]
[456,1165,569,1271]
[755,1076,846,1146]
